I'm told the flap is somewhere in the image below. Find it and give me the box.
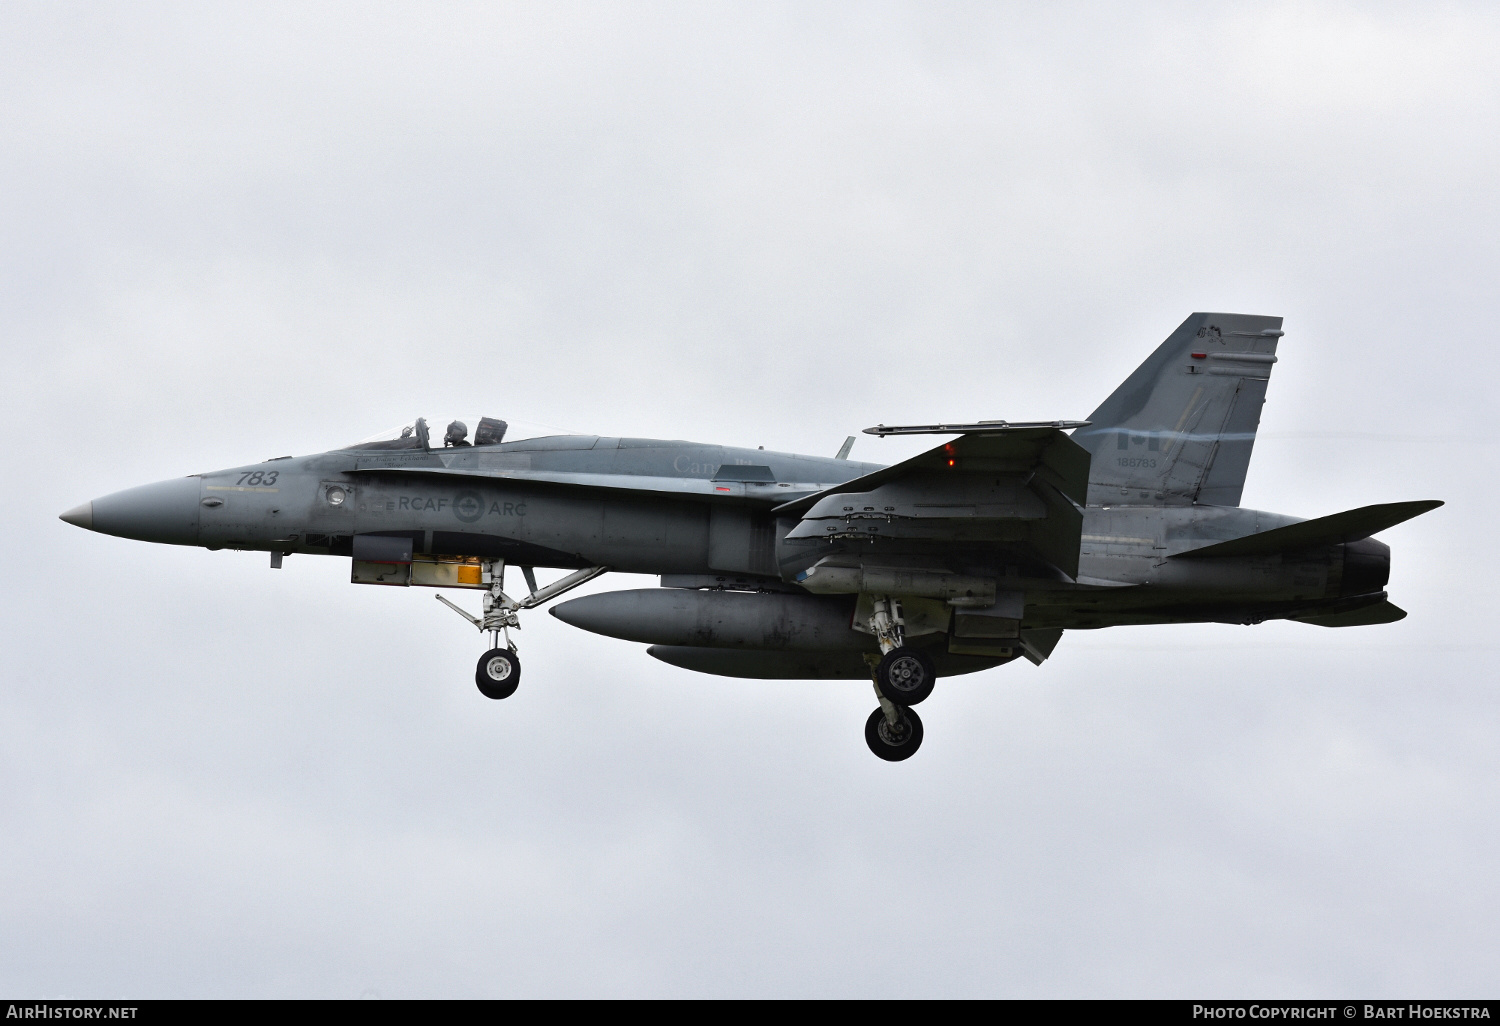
[1173,500,1443,559]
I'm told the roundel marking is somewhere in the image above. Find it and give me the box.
[453,490,485,523]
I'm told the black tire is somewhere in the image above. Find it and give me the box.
[475,647,521,700]
[865,705,924,762]
[875,647,937,705]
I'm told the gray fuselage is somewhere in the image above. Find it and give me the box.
[83,433,1386,634]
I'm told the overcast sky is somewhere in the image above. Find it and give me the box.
[3,1,1498,998]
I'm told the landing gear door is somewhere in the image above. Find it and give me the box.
[351,533,413,586]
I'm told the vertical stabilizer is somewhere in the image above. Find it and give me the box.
[1072,313,1282,507]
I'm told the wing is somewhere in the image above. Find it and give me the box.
[775,426,1091,579]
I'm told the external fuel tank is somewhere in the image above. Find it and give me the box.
[550,587,871,652]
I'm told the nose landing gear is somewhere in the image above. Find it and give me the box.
[437,560,608,700]
[476,647,520,700]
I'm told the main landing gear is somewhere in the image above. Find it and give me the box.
[875,647,936,705]
[863,595,938,761]
[866,704,923,762]
[437,560,608,700]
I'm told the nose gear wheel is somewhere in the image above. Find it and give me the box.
[476,647,520,700]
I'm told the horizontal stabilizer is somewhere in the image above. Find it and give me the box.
[1173,500,1443,559]
[1292,600,1407,628]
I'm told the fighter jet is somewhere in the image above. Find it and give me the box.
[60,313,1440,760]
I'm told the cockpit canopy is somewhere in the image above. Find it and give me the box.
[349,416,508,451]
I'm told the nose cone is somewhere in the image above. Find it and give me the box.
[59,502,93,529]
[63,477,201,546]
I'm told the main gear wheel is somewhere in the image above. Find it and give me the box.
[865,705,924,761]
[875,647,937,705]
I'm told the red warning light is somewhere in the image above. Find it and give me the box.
[947,458,956,467]
[1191,352,1207,359]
